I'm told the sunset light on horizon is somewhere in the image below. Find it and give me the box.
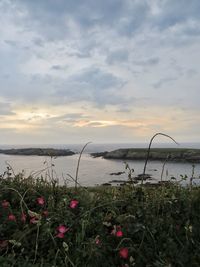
[0,0,200,144]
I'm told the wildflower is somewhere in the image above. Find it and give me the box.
[36,197,45,206]
[111,225,123,237]
[57,225,69,234]
[116,230,123,237]
[21,212,27,223]
[2,200,9,208]
[69,199,79,209]
[119,247,129,259]
[56,232,65,238]
[8,214,16,221]
[55,225,69,238]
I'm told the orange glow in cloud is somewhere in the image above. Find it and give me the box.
[74,120,146,128]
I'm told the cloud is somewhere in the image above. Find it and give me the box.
[0,0,200,142]
[54,67,128,107]
[13,0,149,39]
[133,57,160,67]
[153,76,178,89]
[106,49,129,65]
[47,113,91,124]
[51,65,68,71]
[151,0,200,31]
[73,119,146,128]
[0,102,15,116]
[4,40,18,47]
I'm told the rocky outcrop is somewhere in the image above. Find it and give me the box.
[0,148,75,157]
[91,151,108,158]
[91,148,200,163]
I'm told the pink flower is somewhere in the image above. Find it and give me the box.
[111,226,123,237]
[69,199,79,209]
[55,232,65,238]
[119,247,129,259]
[42,210,48,217]
[57,225,69,234]
[21,212,27,223]
[55,225,69,238]
[36,197,45,206]
[116,230,123,237]
[8,214,16,221]
[2,200,9,208]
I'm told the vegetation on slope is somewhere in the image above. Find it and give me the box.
[0,172,200,266]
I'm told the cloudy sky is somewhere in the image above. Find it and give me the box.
[0,0,200,145]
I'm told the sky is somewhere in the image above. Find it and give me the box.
[0,0,200,145]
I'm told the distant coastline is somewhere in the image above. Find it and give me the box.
[91,148,200,163]
[0,148,75,157]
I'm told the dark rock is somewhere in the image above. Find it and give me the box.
[102,183,111,186]
[98,148,200,163]
[143,183,161,188]
[109,171,125,176]
[109,179,126,183]
[0,148,75,157]
[134,174,152,181]
[90,152,108,158]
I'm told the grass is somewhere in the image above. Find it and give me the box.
[0,172,200,267]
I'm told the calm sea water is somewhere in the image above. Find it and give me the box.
[0,143,200,186]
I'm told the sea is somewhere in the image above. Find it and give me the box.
[0,142,200,186]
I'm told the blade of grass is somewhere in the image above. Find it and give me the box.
[142,133,179,185]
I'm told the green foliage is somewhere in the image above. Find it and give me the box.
[0,174,200,266]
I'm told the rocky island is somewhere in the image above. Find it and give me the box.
[0,148,75,157]
[91,148,200,163]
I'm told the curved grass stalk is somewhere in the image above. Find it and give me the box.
[64,254,75,267]
[142,133,179,185]
[115,237,134,250]
[67,174,89,193]
[33,224,40,264]
[30,165,53,178]
[75,142,91,190]
[1,187,29,212]
[160,154,170,182]
[54,249,60,266]
[190,164,195,188]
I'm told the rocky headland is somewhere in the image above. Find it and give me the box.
[0,148,75,157]
[91,148,200,163]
